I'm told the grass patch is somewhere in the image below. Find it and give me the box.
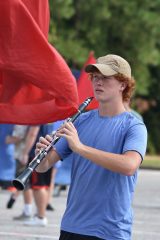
[141,155,160,169]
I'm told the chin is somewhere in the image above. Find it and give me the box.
[95,95,105,102]
[94,94,101,100]
[94,91,109,102]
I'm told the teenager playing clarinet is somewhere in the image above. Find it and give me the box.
[35,54,147,240]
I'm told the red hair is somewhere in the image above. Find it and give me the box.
[114,73,135,101]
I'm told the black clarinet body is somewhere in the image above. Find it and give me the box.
[12,97,93,190]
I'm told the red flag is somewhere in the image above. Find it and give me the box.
[0,0,78,125]
[77,51,98,110]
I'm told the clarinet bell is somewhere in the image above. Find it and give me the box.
[12,168,33,190]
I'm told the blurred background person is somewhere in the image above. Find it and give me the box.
[0,124,15,189]
[13,123,55,227]
[6,125,29,209]
[134,94,157,154]
[12,126,39,220]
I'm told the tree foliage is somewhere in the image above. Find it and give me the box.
[49,0,160,153]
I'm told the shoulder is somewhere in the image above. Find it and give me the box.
[74,110,97,127]
[122,113,147,159]
[131,109,143,122]
[124,112,147,135]
[126,111,145,125]
[79,110,96,120]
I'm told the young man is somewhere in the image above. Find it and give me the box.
[35,54,147,240]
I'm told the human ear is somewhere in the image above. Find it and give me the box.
[120,82,127,91]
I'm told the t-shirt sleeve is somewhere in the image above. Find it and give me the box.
[122,123,147,160]
[12,125,28,138]
[53,137,72,160]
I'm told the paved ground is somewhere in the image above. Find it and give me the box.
[0,169,160,240]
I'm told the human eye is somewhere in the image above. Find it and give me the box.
[92,75,98,81]
[102,76,108,81]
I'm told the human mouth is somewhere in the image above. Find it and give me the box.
[95,89,104,93]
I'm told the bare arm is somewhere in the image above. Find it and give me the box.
[20,126,40,165]
[5,136,21,144]
[5,125,28,144]
[56,122,142,176]
[23,126,40,155]
[74,145,141,176]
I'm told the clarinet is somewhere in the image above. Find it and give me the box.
[12,97,93,190]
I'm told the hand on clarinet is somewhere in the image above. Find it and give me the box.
[56,122,83,153]
[35,134,52,156]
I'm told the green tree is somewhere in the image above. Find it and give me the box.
[49,0,160,153]
[49,0,160,92]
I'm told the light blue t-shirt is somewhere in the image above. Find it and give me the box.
[55,110,147,240]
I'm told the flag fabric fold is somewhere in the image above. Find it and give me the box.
[0,0,78,124]
[77,51,98,110]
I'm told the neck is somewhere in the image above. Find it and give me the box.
[98,100,126,117]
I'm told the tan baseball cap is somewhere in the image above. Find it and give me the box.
[85,54,131,79]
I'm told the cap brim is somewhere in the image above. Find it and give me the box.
[85,64,117,76]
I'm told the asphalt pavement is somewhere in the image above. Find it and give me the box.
[0,169,160,240]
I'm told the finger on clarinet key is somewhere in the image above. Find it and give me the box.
[39,136,50,145]
[46,134,53,142]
